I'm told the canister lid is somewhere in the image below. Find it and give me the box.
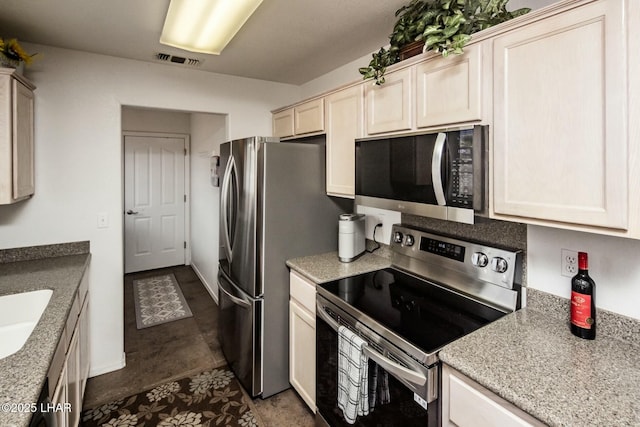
[340,213,365,221]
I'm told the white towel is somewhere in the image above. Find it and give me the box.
[337,325,369,424]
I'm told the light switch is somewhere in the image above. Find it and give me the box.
[97,212,109,228]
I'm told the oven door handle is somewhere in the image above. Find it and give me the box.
[316,300,426,387]
[362,346,427,386]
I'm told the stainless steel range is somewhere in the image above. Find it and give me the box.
[315,224,523,426]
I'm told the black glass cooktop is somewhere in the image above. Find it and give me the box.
[317,268,505,354]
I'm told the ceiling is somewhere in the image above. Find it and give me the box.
[0,0,410,85]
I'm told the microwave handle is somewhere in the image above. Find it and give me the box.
[431,132,447,205]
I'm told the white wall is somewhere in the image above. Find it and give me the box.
[528,226,640,320]
[0,44,299,377]
[190,113,227,301]
[122,107,190,133]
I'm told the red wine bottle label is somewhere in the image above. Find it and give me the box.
[571,291,593,329]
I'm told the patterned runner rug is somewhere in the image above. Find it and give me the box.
[81,366,263,427]
[133,273,193,329]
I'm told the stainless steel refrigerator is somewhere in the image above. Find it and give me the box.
[218,136,347,398]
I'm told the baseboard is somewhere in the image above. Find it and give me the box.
[191,262,219,304]
[89,352,126,378]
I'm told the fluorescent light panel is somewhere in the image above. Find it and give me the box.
[160,0,263,55]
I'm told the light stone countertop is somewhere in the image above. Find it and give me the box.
[439,307,640,426]
[0,248,90,427]
[286,250,391,284]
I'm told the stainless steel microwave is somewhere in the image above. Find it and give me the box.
[355,125,488,224]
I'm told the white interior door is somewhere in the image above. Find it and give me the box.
[124,134,186,273]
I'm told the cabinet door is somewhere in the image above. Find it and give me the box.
[416,43,482,128]
[273,108,294,138]
[289,299,316,412]
[365,68,413,134]
[67,328,81,427]
[12,79,35,200]
[492,0,627,229]
[442,365,545,427]
[295,98,324,135]
[79,294,90,395]
[52,362,68,427]
[325,85,363,197]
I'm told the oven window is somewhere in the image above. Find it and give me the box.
[316,317,437,427]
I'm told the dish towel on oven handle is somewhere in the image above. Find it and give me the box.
[337,325,370,424]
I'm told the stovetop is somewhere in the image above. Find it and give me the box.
[316,224,523,358]
[317,267,504,354]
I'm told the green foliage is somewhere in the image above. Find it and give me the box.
[360,0,530,85]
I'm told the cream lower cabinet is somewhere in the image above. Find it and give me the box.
[289,271,316,412]
[442,364,545,427]
[49,272,90,427]
[0,69,35,204]
[325,84,363,197]
[492,0,630,233]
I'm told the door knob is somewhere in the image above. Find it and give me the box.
[126,210,139,215]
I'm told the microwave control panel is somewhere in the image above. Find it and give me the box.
[448,128,475,208]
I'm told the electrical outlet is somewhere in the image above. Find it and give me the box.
[561,249,578,277]
[355,205,401,244]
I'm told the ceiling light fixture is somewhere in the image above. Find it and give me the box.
[160,0,263,55]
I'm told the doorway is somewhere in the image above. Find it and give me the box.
[123,132,189,273]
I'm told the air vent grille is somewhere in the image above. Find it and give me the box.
[154,52,202,67]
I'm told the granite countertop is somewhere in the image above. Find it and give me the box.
[439,305,640,426]
[0,243,90,427]
[286,250,391,284]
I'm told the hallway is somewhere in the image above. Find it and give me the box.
[82,265,314,426]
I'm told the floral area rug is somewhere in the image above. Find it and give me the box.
[81,367,262,427]
[132,273,193,329]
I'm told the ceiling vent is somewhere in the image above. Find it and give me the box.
[154,52,202,67]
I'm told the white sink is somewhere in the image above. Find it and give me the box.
[0,289,53,359]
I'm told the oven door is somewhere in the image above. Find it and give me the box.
[316,297,439,427]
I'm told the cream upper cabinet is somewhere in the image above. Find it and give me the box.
[492,0,629,231]
[273,98,324,138]
[272,108,294,138]
[0,69,35,204]
[325,84,363,197]
[295,98,324,135]
[442,364,545,427]
[416,43,483,128]
[364,67,413,135]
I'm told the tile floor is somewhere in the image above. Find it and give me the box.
[82,265,314,426]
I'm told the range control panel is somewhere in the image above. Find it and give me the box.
[390,224,522,290]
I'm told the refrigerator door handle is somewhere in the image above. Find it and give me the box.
[219,269,251,309]
[221,155,237,262]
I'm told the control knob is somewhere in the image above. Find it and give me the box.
[404,234,415,247]
[491,257,509,273]
[471,252,489,267]
[393,231,404,244]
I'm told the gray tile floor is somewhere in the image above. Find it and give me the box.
[82,265,314,426]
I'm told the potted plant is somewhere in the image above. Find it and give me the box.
[359,0,530,85]
[0,38,36,73]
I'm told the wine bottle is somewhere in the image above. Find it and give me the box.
[570,252,596,339]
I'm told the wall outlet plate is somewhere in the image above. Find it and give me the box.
[561,248,578,277]
[355,205,401,245]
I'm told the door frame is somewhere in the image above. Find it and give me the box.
[122,131,191,268]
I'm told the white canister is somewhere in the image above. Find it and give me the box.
[338,213,365,262]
